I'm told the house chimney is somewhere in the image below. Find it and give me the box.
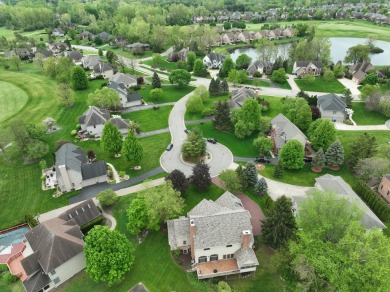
[190,220,195,260]
[241,230,251,249]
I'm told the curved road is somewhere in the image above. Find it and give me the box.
[159,91,233,177]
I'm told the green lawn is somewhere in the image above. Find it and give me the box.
[122,106,173,132]
[140,84,195,104]
[0,80,29,124]
[0,27,48,43]
[187,122,259,157]
[261,95,285,118]
[242,78,271,87]
[102,45,154,59]
[351,102,388,125]
[277,80,292,90]
[143,56,179,72]
[295,77,345,93]
[185,95,230,121]
[145,76,169,84]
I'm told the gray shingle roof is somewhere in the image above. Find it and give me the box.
[108,81,142,103]
[167,217,190,249]
[81,161,107,180]
[206,52,226,63]
[21,251,41,276]
[215,191,245,210]
[271,113,307,150]
[235,248,259,267]
[78,106,110,127]
[22,269,51,292]
[55,143,87,173]
[295,60,323,68]
[229,88,257,108]
[317,93,347,111]
[109,73,137,87]
[58,199,101,227]
[111,117,129,129]
[82,55,101,68]
[93,62,113,74]
[187,199,231,217]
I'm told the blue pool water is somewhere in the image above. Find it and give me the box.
[0,226,30,248]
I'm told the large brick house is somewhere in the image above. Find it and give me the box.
[378,175,390,203]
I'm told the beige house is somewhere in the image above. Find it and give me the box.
[81,55,102,70]
[378,175,390,203]
[293,61,323,77]
[168,192,259,280]
[229,87,258,109]
[91,62,114,79]
[348,62,375,84]
[317,93,347,122]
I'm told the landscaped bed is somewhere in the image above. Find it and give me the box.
[140,84,195,104]
[295,77,346,94]
[184,95,230,121]
[122,105,173,132]
[351,102,388,125]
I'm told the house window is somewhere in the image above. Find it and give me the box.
[50,270,56,275]
[381,184,383,190]
[333,111,337,114]
[44,285,50,290]
[53,277,60,284]
[198,256,207,263]
[93,125,96,128]
[226,245,232,247]
[183,240,186,245]
[204,248,210,251]
[387,191,390,196]
[223,254,234,259]
[210,254,218,261]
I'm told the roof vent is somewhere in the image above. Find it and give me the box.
[87,204,91,209]
[243,230,251,235]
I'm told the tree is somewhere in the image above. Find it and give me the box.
[96,189,119,206]
[274,160,284,178]
[262,196,297,248]
[56,57,74,83]
[169,69,191,88]
[152,71,161,89]
[70,66,89,90]
[312,148,325,171]
[181,127,206,160]
[150,88,164,100]
[282,98,312,131]
[186,52,196,71]
[84,226,135,286]
[218,281,232,292]
[271,68,287,84]
[42,117,56,131]
[348,132,377,168]
[361,84,381,100]
[354,158,389,181]
[125,56,138,74]
[323,68,335,82]
[208,78,219,97]
[101,121,123,156]
[344,44,370,63]
[279,140,304,170]
[255,178,268,196]
[379,97,390,117]
[244,161,258,187]
[126,197,149,234]
[333,63,345,78]
[325,140,344,168]
[191,162,211,192]
[258,116,271,133]
[256,38,277,64]
[220,79,229,95]
[236,54,252,70]
[310,105,321,120]
[193,59,205,76]
[342,88,353,107]
[106,51,118,64]
[165,169,189,194]
[233,98,262,138]
[219,169,241,193]
[253,136,273,156]
[186,95,203,113]
[307,119,337,151]
[57,83,74,106]
[88,88,121,110]
[43,56,58,79]
[363,72,378,85]
[302,73,315,84]
[235,165,248,190]
[213,101,231,130]
[33,52,44,69]
[193,85,209,102]
[8,52,21,70]
[122,130,143,167]
[98,48,103,57]
[26,140,49,160]
[220,57,234,77]
[177,60,186,70]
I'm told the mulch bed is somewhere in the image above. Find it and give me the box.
[311,166,323,173]
[327,165,340,171]
[255,163,265,171]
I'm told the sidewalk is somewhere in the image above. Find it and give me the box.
[335,123,389,130]
[286,74,300,91]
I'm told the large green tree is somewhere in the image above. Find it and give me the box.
[279,139,304,170]
[169,69,191,88]
[185,95,203,113]
[235,54,252,70]
[219,169,241,192]
[181,127,206,160]
[213,101,231,130]
[70,66,89,90]
[84,226,135,286]
[152,71,161,89]
[191,162,211,192]
[220,57,235,77]
[325,140,344,168]
[96,189,119,206]
[186,52,196,71]
[101,120,123,156]
[344,44,370,64]
[126,197,149,234]
[88,88,121,110]
[193,59,205,76]
[233,98,262,138]
[253,136,273,156]
[282,98,312,131]
[307,119,337,151]
[121,130,143,167]
[348,132,377,168]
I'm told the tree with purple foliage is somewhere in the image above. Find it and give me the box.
[165,169,189,194]
[191,162,211,192]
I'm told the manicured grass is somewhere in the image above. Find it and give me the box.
[145,76,169,84]
[0,80,29,124]
[261,95,285,118]
[140,84,195,104]
[122,106,173,132]
[185,95,230,121]
[276,80,292,90]
[242,78,271,87]
[0,27,48,43]
[143,56,179,71]
[187,122,259,157]
[183,184,225,213]
[295,77,345,93]
[351,102,388,125]
[102,45,154,59]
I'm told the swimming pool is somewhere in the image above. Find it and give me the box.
[0,225,30,251]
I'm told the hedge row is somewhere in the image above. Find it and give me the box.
[354,180,390,222]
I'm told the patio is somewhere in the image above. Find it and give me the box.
[44,168,57,190]
[196,259,240,279]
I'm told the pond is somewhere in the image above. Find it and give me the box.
[230,37,390,66]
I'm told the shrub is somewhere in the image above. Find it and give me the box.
[2,272,18,284]
[96,189,119,206]
[202,108,215,117]
[4,64,10,70]
[130,85,141,91]
[253,71,262,78]
[152,106,160,110]
[150,88,164,100]
[76,124,81,130]
[71,130,77,136]
[119,171,126,177]
[344,119,353,125]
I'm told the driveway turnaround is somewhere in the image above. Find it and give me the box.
[160,92,233,177]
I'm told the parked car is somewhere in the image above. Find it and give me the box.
[254,157,270,163]
[184,129,191,134]
[166,143,173,151]
[206,138,217,144]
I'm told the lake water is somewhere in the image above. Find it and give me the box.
[230,37,390,66]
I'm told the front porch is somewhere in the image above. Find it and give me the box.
[195,259,240,280]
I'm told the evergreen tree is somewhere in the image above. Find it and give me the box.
[220,57,235,78]
[255,178,268,196]
[348,132,377,168]
[191,162,211,192]
[342,88,353,108]
[152,71,161,89]
[235,164,248,190]
[274,160,284,178]
[213,101,231,130]
[220,79,229,95]
[209,78,218,96]
[261,196,297,248]
[121,130,143,167]
[215,78,221,95]
[325,140,344,168]
[186,52,196,71]
[312,148,325,171]
[101,120,123,156]
[181,127,206,160]
[70,66,89,90]
[193,59,205,76]
[244,161,258,186]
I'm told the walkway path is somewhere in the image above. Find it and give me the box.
[137,128,170,138]
[335,122,389,131]
[121,102,175,113]
[106,162,120,183]
[338,78,361,99]
[286,74,300,91]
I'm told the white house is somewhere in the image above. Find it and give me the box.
[203,52,226,69]
[107,81,142,108]
[109,72,138,88]
[168,192,259,280]
[317,93,347,122]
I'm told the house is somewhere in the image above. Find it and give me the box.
[78,31,94,40]
[125,43,150,54]
[111,36,128,47]
[293,61,323,77]
[167,48,189,62]
[270,113,309,154]
[60,50,83,64]
[33,48,53,58]
[48,42,69,55]
[95,32,112,43]
[167,191,259,280]
[283,27,294,38]
[81,55,101,70]
[348,62,375,84]
[55,143,107,192]
[378,175,390,204]
[230,12,242,22]
[229,88,258,109]
[219,32,237,45]
[109,72,138,88]
[203,52,226,69]
[107,81,142,108]
[91,62,114,79]
[78,106,130,136]
[52,28,65,37]
[317,93,348,122]
[21,199,101,292]
[253,30,268,40]
[4,48,32,60]
[246,60,273,76]
[292,175,386,229]
[236,31,253,43]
